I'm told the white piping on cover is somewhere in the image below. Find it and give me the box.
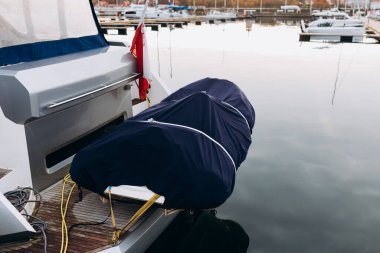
[166,91,251,131]
[220,101,251,131]
[139,119,237,172]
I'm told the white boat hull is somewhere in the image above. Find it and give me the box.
[307,26,365,36]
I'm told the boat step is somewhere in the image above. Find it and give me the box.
[0,168,11,180]
[132,98,149,115]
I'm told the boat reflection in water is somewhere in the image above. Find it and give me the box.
[147,210,250,253]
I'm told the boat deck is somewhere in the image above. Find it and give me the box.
[0,168,11,179]
[1,180,156,253]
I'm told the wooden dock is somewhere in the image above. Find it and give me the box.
[99,13,312,35]
[250,12,311,19]
[299,32,368,43]
[299,33,380,43]
[99,16,242,34]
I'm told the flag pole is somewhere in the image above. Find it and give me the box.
[139,0,150,25]
[131,0,152,101]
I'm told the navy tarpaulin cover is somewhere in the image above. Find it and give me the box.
[163,78,255,131]
[70,78,255,209]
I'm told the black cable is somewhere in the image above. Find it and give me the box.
[68,211,111,237]
[5,187,47,253]
[4,187,42,211]
[4,188,29,207]
[32,223,47,253]
[23,214,48,253]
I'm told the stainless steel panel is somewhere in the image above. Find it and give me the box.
[45,73,139,110]
[0,47,137,124]
[25,85,132,191]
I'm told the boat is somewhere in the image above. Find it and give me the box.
[167,2,192,11]
[94,5,128,16]
[301,9,366,42]
[170,10,193,19]
[368,10,380,20]
[206,10,237,19]
[124,3,187,19]
[206,0,236,19]
[0,1,254,252]
[70,78,255,210]
[280,5,301,13]
[367,10,380,35]
[301,18,365,33]
[311,8,351,19]
[124,3,153,18]
[145,8,173,19]
[0,0,174,252]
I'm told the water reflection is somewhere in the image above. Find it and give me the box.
[253,18,303,27]
[108,21,380,253]
[245,20,253,33]
[254,18,281,26]
[312,45,332,49]
[147,210,250,252]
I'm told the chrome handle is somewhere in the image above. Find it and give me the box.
[46,73,140,109]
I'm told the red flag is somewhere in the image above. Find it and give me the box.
[131,23,150,101]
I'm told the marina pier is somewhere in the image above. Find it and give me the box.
[99,13,312,34]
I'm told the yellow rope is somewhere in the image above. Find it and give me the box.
[107,187,119,244]
[119,193,160,234]
[60,174,76,253]
[60,176,159,247]
[146,95,151,107]
[108,188,160,244]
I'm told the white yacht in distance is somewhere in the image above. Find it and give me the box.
[124,3,152,18]
[124,3,190,19]
[302,18,365,34]
[301,17,365,42]
[301,8,366,42]
[312,8,351,19]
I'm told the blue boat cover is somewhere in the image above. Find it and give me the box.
[0,0,108,66]
[163,78,255,131]
[70,78,255,209]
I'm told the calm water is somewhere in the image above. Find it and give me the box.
[110,20,380,253]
